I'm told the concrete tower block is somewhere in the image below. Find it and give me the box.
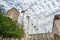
[6,7,20,21]
[52,14,60,36]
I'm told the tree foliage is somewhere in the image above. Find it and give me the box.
[0,16,24,38]
[0,5,24,38]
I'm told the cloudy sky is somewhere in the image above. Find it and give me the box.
[0,0,60,34]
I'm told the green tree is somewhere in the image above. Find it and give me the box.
[0,16,24,40]
[0,5,24,40]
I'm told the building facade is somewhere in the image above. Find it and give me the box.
[29,33,54,40]
[52,14,60,36]
[52,14,60,40]
[6,7,20,21]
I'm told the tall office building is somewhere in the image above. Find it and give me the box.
[52,14,60,40]
[6,7,20,21]
[52,14,60,36]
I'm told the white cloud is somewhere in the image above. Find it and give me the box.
[0,0,60,34]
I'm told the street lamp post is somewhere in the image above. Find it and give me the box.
[26,16,30,40]
[36,28,38,40]
[34,26,38,40]
[21,10,25,21]
[26,16,30,34]
[48,31,50,40]
[44,27,48,40]
[21,10,25,27]
[31,23,33,40]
